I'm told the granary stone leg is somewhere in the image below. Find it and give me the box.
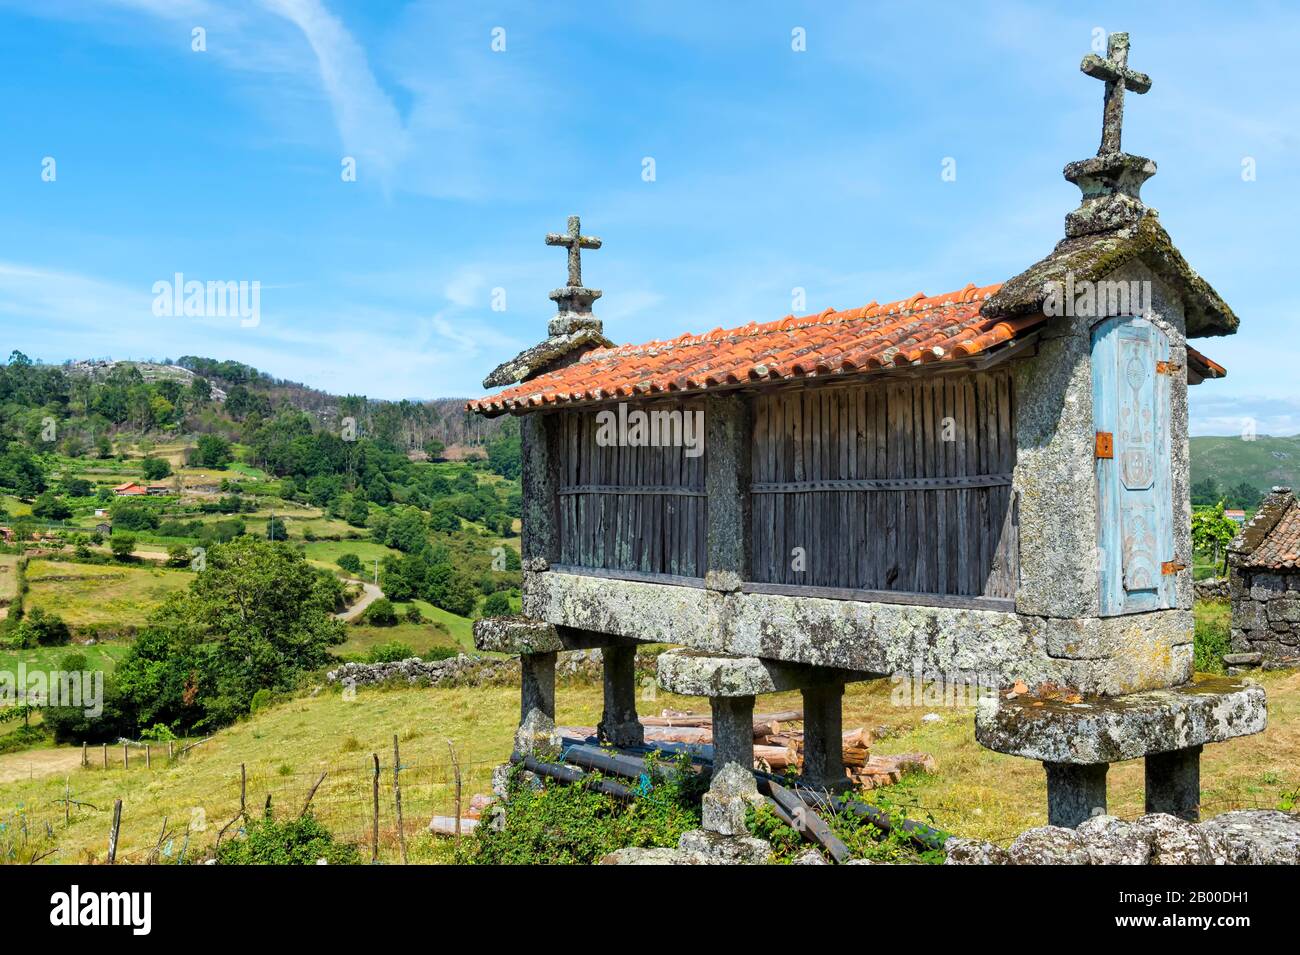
[702,695,759,837]
[1043,761,1108,828]
[516,651,557,755]
[597,644,644,748]
[799,683,850,793]
[1144,745,1202,822]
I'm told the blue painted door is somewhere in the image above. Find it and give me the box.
[1092,316,1175,615]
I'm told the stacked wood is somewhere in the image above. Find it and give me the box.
[556,711,934,791]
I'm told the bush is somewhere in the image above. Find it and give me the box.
[481,591,511,617]
[59,651,88,672]
[10,608,72,648]
[249,688,274,713]
[365,640,415,663]
[336,553,363,575]
[422,646,459,662]
[403,604,424,624]
[215,812,361,865]
[1194,602,1231,674]
[363,598,398,627]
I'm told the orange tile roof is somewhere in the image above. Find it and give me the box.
[469,282,1043,414]
[1244,499,1300,571]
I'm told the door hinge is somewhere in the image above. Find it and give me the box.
[1161,561,1187,575]
[1156,360,1182,375]
[1095,431,1114,459]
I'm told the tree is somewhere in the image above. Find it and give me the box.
[31,491,72,520]
[265,516,287,541]
[426,563,478,617]
[141,456,172,480]
[385,505,427,553]
[1192,501,1238,576]
[110,533,137,560]
[192,434,234,468]
[111,500,159,530]
[142,537,346,729]
[166,543,192,568]
[336,553,363,575]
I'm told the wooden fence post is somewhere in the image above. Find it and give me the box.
[392,735,407,864]
[81,742,87,768]
[102,743,107,769]
[122,742,128,769]
[446,739,463,839]
[64,778,70,827]
[168,740,174,760]
[107,798,122,864]
[240,763,247,815]
[371,753,380,863]
[145,744,151,769]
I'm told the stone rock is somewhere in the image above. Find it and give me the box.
[677,828,771,864]
[1007,826,1091,865]
[1200,810,1300,865]
[599,847,708,865]
[1133,813,1213,864]
[1075,815,1152,865]
[791,848,830,865]
[976,676,1267,763]
[943,837,1010,865]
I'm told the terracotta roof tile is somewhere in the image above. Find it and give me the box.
[468,283,1031,414]
[467,281,1227,415]
[1243,499,1300,571]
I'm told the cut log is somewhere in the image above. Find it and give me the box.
[752,743,798,771]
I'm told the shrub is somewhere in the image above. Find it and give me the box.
[1194,602,1231,674]
[403,604,424,624]
[363,598,398,627]
[365,640,415,663]
[481,591,511,617]
[336,553,363,575]
[422,646,459,662]
[249,688,274,713]
[215,812,361,865]
[59,651,89,672]
[463,757,705,865]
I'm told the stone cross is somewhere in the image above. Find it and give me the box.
[545,215,601,287]
[1080,32,1152,155]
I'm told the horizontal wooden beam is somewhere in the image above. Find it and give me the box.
[548,564,707,588]
[558,484,707,498]
[750,473,1012,494]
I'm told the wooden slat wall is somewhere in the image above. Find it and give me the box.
[749,370,1017,598]
[557,400,707,577]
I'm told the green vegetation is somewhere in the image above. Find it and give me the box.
[1194,598,1231,674]
[215,811,361,865]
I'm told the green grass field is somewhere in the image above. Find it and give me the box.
[336,618,462,659]
[303,539,399,572]
[0,641,130,679]
[0,555,19,605]
[23,559,192,630]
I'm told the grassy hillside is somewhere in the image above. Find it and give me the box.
[1,659,1295,864]
[1191,434,1300,495]
[23,559,192,631]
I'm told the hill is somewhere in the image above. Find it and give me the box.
[1190,434,1300,506]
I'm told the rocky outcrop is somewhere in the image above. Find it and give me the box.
[945,811,1300,865]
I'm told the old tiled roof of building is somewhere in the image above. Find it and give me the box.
[468,282,1226,415]
[1237,490,1300,571]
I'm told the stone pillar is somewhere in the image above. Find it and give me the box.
[597,644,644,748]
[703,393,750,593]
[516,652,557,755]
[799,683,850,792]
[1145,745,1201,822]
[520,413,560,569]
[1043,761,1108,828]
[702,695,759,836]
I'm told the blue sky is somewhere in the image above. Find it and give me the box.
[0,1,1296,434]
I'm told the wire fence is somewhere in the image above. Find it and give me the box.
[0,738,504,865]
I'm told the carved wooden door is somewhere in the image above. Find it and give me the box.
[1092,315,1175,615]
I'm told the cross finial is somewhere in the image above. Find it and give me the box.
[545,215,602,287]
[1081,32,1152,155]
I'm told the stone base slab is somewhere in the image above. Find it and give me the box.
[474,616,563,655]
[656,649,862,698]
[976,676,1266,764]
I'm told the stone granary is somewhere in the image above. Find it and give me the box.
[1227,487,1300,670]
[469,33,1265,835]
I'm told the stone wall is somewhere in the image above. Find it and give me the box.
[1230,570,1300,668]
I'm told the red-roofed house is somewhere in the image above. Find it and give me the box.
[1227,488,1300,670]
[113,482,148,496]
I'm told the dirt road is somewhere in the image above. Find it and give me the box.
[335,580,383,622]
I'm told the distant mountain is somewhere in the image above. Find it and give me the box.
[1190,435,1300,499]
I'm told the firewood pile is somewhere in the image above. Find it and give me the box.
[558,709,935,790]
